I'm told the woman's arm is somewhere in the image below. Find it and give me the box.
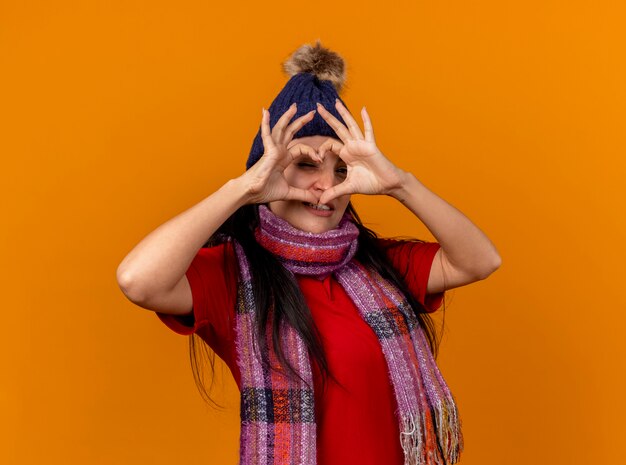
[388,172,501,293]
[314,100,501,293]
[116,178,249,312]
[117,105,320,314]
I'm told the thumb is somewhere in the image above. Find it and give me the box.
[319,181,353,205]
[284,187,319,205]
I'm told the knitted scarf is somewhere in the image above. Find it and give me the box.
[231,204,463,465]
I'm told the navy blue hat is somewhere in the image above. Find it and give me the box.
[246,42,351,170]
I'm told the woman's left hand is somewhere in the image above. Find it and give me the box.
[315,100,407,205]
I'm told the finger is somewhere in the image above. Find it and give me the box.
[260,108,276,152]
[287,142,322,163]
[315,102,352,143]
[334,99,364,140]
[317,138,344,161]
[284,186,319,204]
[319,181,354,205]
[282,110,317,144]
[361,106,376,143]
[272,103,299,140]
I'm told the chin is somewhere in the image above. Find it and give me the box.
[291,219,338,234]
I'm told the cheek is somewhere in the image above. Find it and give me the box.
[282,167,304,186]
[338,195,351,210]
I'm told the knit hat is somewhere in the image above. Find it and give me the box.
[246,41,352,170]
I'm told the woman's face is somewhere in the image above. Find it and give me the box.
[268,135,351,234]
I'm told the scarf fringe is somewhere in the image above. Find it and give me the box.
[399,397,463,465]
[400,412,425,465]
[435,398,464,464]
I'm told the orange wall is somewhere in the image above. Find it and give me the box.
[2,1,624,464]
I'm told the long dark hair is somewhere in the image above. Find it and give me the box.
[189,202,446,408]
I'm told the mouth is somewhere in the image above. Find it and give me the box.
[302,202,335,217]
[303,202,334,211]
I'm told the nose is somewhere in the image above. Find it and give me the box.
[312,165,337,192]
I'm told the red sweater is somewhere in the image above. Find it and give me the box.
[157,239,444,465]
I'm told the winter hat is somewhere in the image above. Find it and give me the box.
[246,40,352,170]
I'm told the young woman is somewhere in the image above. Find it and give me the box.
[117,41,501,465]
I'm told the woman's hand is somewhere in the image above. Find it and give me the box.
[315,100,407,205]
[240,103,321,205]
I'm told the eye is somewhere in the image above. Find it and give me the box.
[336,166,348,176]
[297,162,317,168]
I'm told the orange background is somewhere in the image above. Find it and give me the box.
[2,1,624,464]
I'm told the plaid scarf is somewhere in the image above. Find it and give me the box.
[231,204,463,465]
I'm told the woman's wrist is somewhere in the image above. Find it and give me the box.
[224,175,257,207]
[385,169,419,202]
[386,168,417,202]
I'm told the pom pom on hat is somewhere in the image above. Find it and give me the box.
[282,40,347,93]
[246,40,351,170]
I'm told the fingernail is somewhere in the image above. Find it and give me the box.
[262,107,265,116]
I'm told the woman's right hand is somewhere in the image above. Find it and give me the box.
[118,104,318,315]
[239,103,321,205]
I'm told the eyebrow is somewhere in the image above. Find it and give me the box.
[296,154,319,163]
[295,155,347,168]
